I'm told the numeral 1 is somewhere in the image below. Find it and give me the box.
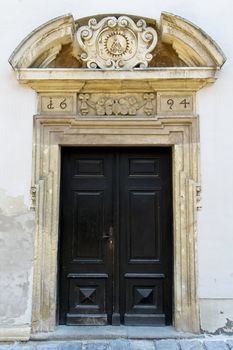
[47,97,54,110]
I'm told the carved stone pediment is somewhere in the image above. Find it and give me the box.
[75,16,158,69]
[9,13,226,70]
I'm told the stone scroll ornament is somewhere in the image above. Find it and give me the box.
[76,16,158,69]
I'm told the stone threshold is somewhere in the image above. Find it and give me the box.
[30,326,203,341]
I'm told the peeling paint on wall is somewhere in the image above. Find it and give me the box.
[0,189,35,325]
[201,318,233,335]
[213,318,233,335]
[200,298,233,334]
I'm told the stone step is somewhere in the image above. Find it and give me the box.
[0,339,232,350]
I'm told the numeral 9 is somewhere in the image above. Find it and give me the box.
[167,99,174,110]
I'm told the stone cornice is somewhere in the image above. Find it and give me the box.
[15,67,219,92]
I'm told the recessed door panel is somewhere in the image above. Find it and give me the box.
[67,274,108,325]
[124,276,165,325]
[129,158,160,176]
[72,191,104,262]
[74,159,104,176]
[128,190,160,262]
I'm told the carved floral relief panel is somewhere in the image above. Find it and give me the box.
[77,93,156,117]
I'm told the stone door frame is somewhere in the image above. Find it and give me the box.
[31,111,200,333]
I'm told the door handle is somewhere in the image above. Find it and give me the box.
[102,226,113,240]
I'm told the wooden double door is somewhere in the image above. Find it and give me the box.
[59,147,173,326]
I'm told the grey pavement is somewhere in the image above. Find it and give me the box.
[1,339,233,349]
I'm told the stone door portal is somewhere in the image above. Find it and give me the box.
[9,11,225,337]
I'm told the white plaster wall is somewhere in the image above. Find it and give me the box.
[0,0,233,336]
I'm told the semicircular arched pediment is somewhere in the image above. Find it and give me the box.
[9,12,226,70]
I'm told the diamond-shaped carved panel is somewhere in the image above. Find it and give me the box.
[135,287,154,305]
[79,287,96,305]
[68,278,106,316]
[126,279,164,317]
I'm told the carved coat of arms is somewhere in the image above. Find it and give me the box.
[76,16,157,69]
